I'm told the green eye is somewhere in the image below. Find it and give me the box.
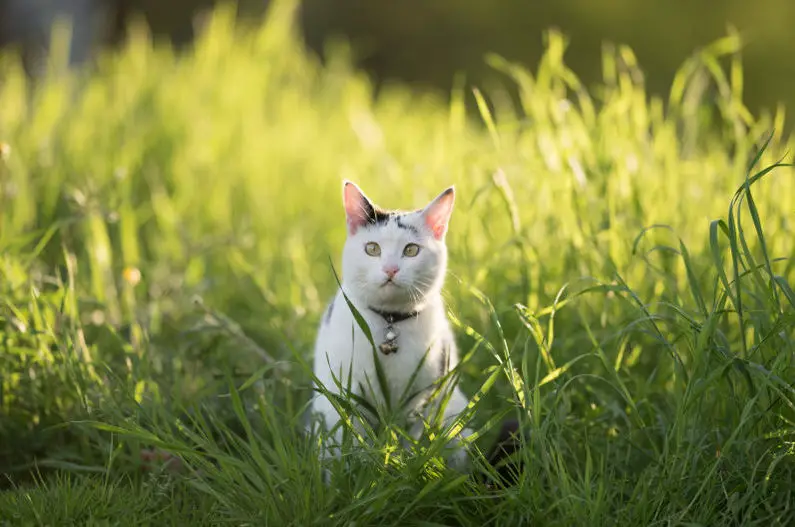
[403,243,421,257]
[365,242,381,256]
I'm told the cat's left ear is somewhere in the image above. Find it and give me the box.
[343,180,376,235]
[421,186,455,240]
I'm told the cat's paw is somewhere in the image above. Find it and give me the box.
[446,445,471,472]
[444,427,474,472]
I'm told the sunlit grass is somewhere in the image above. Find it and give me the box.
[1,0,794,524]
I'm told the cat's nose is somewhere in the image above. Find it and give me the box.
[383,265,399,278]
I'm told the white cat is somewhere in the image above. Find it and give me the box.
[309,180,473,471]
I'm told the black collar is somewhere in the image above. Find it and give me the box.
[368,306,421,324]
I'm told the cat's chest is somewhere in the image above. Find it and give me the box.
[353,316,445,402]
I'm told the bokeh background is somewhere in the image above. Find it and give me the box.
[1,0,794,118]
[2,1,795,522]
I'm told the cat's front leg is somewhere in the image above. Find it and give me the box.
[439,385,474,471]
[408,384,473,472]
[311,390,372,483]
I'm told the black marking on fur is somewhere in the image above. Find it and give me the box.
[361,198,394,226]
[439,340,451,377]
[371,207,393,225]
[324,298,335,324]
[395,215,420,235]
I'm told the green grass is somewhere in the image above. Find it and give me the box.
[1,1,794,524]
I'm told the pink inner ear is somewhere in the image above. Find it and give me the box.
[424,189,455,240]
[343,183,369,234]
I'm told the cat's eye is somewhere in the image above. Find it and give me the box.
[364,242,381,256]
[403,243,421,257]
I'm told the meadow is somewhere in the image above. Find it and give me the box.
[1,1,794,525]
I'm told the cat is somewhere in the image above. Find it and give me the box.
[308,180,473,472]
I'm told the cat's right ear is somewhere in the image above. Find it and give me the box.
[343,180,375,235]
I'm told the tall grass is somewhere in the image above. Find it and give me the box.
[1,0,793,524]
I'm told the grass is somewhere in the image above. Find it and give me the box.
[1,0,794,524]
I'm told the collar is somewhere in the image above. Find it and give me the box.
[368,306,421,324]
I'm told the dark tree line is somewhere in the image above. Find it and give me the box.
[1,0,793,124]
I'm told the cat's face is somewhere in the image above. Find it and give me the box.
[340,181,455,311]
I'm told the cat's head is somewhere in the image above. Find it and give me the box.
[340,180,455,312]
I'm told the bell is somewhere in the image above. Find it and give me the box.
[379,341,398,355]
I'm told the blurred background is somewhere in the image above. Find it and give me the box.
[1,0,794,117]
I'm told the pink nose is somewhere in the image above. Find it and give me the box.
[383,265,399,278]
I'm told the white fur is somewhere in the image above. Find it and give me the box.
[309,181,472,471]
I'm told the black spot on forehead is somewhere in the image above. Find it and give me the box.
[361,199,395,226]
[395,215,420,235]
[371,207,394,225]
